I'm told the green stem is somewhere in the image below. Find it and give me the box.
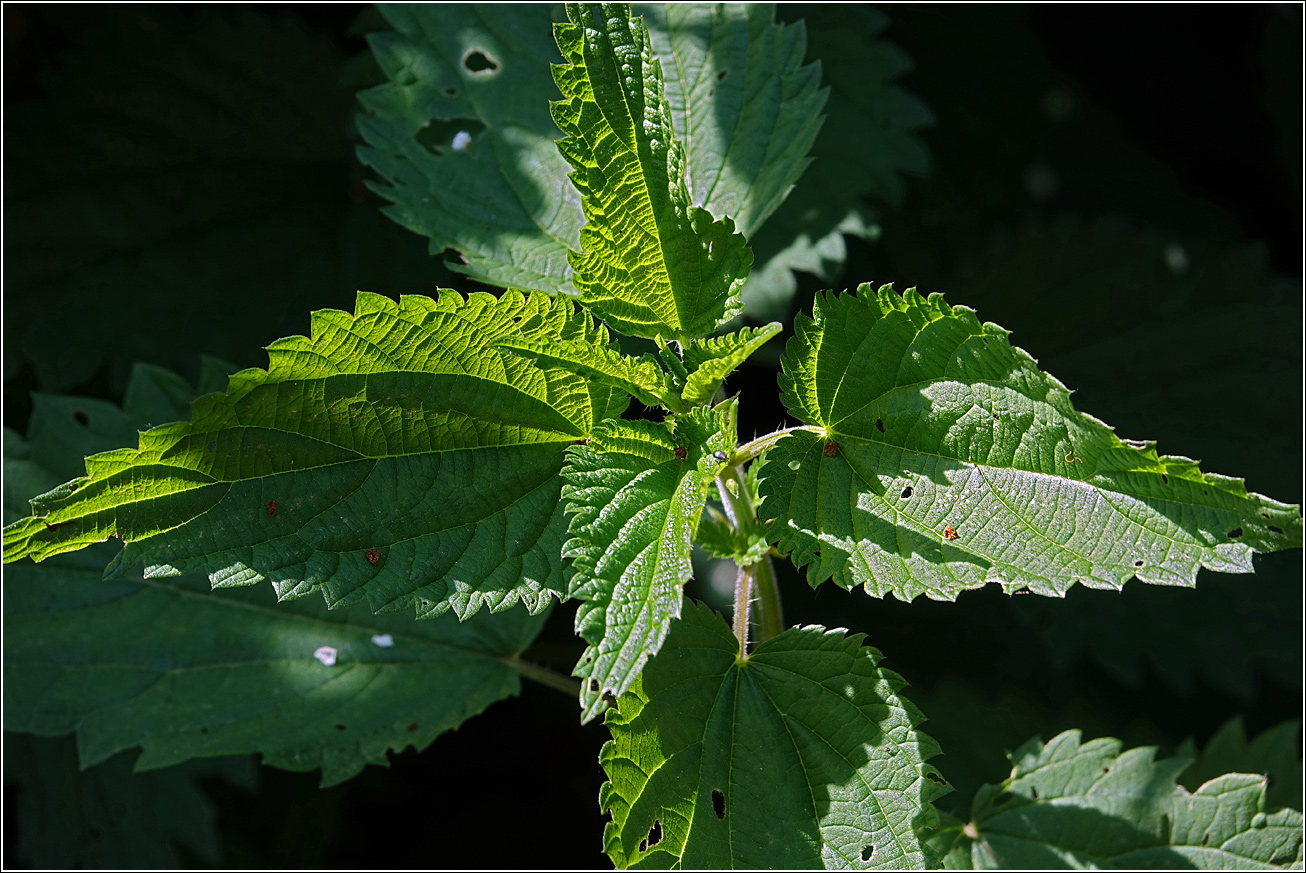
[733,562,754,658]
[751,554,783,644]
[502,656,582,698]
[733,425,823,465]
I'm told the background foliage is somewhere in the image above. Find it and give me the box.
[3,4,1300,867]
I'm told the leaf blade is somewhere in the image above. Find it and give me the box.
[759,283,1303,602]
[552,3,752,340]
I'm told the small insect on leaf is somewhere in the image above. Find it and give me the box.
[266,500,277,518]
[574,438,589,446]
[366,548,381,565]
[713,450,728,462]
[674,446,688,461]
[943,524,958,541]
[824,441,839,458]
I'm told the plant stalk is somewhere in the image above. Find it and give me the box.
[502,655,582,698]
[732,425,823,465]
[751,553,783,644]
[733,562,754,658]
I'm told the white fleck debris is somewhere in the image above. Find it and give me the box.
[371,633,395,648]
[451,130,472,151]
[313,645,338,666]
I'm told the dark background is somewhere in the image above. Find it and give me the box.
[3,3,1301,868]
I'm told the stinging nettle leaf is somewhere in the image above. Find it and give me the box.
[758,283,1302,603]
[552,3,753,340]
[3,290,632,621]
[3,377,549,789]
[679,322,784,406]
[563,403,735,722]
[494,332,680,412]
[599,599,950,869]
[930,729,1305,869]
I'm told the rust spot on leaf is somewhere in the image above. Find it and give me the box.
[943,524,958,540]
[366,548,381,565]
[674,446,688,461]
[823,441,839,458]
[573,438,588,446]
[266,500,277,518]
[407,722,418,732]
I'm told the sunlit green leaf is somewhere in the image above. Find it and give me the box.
[4,290,630,620]
[759,283,1302,602]
[679,323,783,406]
[553,3,752,340]
[1177,718,1302,814]
[600,599,950,868]
[563,404,734,721]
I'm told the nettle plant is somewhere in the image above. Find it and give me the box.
[4,4,1303,869]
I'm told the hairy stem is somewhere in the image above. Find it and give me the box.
[733,562,754,658]
[501,655,582,698]
[733,425,823,465]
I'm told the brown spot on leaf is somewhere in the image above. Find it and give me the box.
[266,500,277,518]
[943,524,958,540]
[823,441,839,457]
[366,548,381,565]
[674,446,688,461]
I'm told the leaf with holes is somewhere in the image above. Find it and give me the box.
[599,599,950,869]
[553,3,752,340]
[758,283,1303,602]
[3,290,631,620]
[562,403,735,722]
[2,375,550,788]
[355,4,826,309]
[930,729,1304,869]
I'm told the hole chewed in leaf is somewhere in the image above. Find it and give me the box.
[335,724,347,731]
[646,819,663,848]
[416,118,486,155]
[462,49,499,73]
[716,69,728,81]
[73,409,90,427]
[440,247,469,265]
[926,770,947,785]
[861,845,874,861]
[1134,559,1144,567]
[712,788,726,819]
[875,418,885,433]
[1269,524,1284,534]
[901,485,913,499]
[1161,474,1169,484]
[1227,528,1243,539]
[589,678,600,694]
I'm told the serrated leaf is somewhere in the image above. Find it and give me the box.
[355,4,824,307]
[599,599,950,869]
[759,283,1303,602]
[355,4,583,295]
[4,290,630,621]
[3,383,551,788]
[562,404,734,721]
[679,322,783,406]
[640,3,826,238]
[1177,718,1303,814]
[495,333,679,411]
[935,729,1304,869]
[697,452,773,566]
[551,3,753,340]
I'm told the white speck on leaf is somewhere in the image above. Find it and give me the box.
[371,634,395,648]
[313,645,338,666]
[451,130,472,151]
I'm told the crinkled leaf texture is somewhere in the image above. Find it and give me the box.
[2,370,549,789]
[563,404,734,722]
[355,4,822,307]
[3,290,629,621]
[599,599,950,869]
[759,283,1303,602]
[930,730,1304,869]
[553,3,752,340]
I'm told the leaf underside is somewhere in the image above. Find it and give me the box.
[563,405,735,722]
[600,599,951,869]
[3,290,630,621]
[3,370,549,788]
[759,283,1302,603]
[930,730,1304,869]
[552,3,752,340]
